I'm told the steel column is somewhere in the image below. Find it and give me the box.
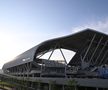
[82,34,96,62]
[60,48,67,64]
[48,44,58,60]
[99,49,108,65]
[49,83,51,90]
[62,85,65,90]
[89,37,103,64]
[48,49,55,60]
[95,40,108,65]
[59,48,67,78]
[37,50,49,59]
[101,50,108,65]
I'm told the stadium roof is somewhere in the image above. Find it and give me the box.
[2,29,108,69]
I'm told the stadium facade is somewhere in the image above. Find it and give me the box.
[2,29,108,90]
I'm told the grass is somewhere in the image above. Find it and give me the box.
[0,81,14,88]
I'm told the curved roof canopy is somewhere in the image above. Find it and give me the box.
[2,29,108,69]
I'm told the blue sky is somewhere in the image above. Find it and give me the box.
[0,0,108,68]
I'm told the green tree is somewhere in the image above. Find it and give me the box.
[67,79,77,90]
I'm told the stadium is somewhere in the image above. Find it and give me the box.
[2,29,108,90]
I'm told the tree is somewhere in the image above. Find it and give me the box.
[67,79,78,90]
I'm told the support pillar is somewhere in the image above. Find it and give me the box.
[49,83,51,90]
[82,34,96,64]
[62,85,65,90]
[37,82,41,90]
[95,40,108,65]
[89,36,103,64]
[96,87,99,90]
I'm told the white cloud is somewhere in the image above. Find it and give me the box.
[72,18,108,34]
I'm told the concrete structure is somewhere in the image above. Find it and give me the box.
[2,29,108,90]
